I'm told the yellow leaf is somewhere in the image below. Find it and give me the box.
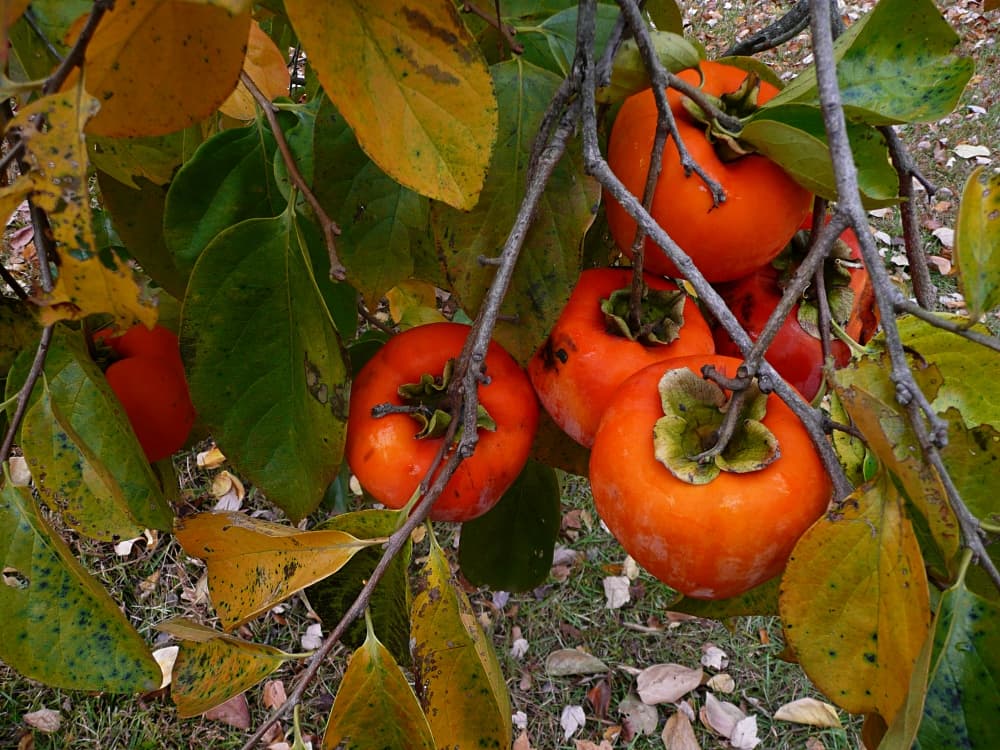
[322,616,435,749]
[219,19,291,120]
[174,511,376,630]
[156,617,297,717]
[773,697,842,728]
[286,0,497,209]
[71,0,251,136]
[386,279,447,330]
[779,477,931,724]
[411,533,512,749]
[1,85,157,328]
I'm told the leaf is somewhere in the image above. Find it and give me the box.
[0,85,156,328]
[180,209,349,521]
[635,663,704,705]
[954,166,1000,319]
[312,97,433,306]
[938,410,1000,531]
[598,31,702,104]
[766,0,973,125]
[773,698,842,728]
[322,616,435,750]
[90,126,202,189]
[545,648,610,676]
[0,298,39,376]
[661,710,701,750]
[203,693,251,729]
[7,327,173,535]
[286,0,497,210]
[779,477,931,724]
[458,460,560,592]
[306,509,412,666]
[529,408,591,476]
[560,704,586,740]
[645,0,684,34]
[69,0,252,136]
[0,474,160,692]
[411,534,512,749]
[434,59,600,364]
[163,120,284,275]
[156,617,298,717]
[668,576,780,619]
[517,4,621,78]
[174,511,374,630]
[701,692,746,739]
[220,19,291,120]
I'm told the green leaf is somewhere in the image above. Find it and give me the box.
[0,474,160,693]
[766,0,973,125]
[779,477,931,724]
[598,31,702,104]
[6,327,173,535]
[285,0,498,210]
[322,616,435,750]
[517,4,620,78]
[156,617,299,717]
[433,59,600,364]
[312,97,433,307]
[914,582,1000,748]
[954,166,1000,319]
[90,125,203,190]
[669,576,780,619]
[742,104,899,207]
[272,98,319,202]
[411,534,512,749]
[163,119,285,275]
[98,172,189,299]
[308,509,412,666]
[938,409,1000,532]
[645,0,684,34]
[459,460,561,592]
[180,210,349,521]
[896,314,1000,431]
[0,298,38,377]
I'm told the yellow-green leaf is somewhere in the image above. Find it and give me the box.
[219,19,291,120]
[73,0,251,137]
[0,472,160,693]
[954,166,1000,320]
[385,280,447,330]
[322,616,435,750]
[174,511,376,630]
[780,477,931,724]
[285,0,497,210]
[411,533,512,749]
[0,85,156,328]
[156,616,298,717]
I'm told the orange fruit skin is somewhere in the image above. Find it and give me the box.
[345,322,539,523]
[105,356,197,463]
[589,354,831,600]
[605,61,813,282]
[527,268,714,448]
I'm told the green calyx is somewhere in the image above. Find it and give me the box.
[600,287,687,346]
[396,358,496,440]
[681,71,763,162]
[775,231,860,339]
[652,368,780,485]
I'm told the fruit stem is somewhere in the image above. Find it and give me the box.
[829,318,867,358]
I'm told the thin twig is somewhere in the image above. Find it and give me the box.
[23,7,65,63]
[43,0,114,96]
[894,297,1000,354]
[240,71,346,280]
[0,265,29,301]
[357,298,396,334]
[461,1,523,54]
[0,326,53,464]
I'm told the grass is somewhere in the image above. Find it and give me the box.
[3,1,998,748]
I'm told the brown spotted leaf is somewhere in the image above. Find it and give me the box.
[779,476,931,724]
[285,0,497,210]
[173,512,376,630]
[411,533,512,749]
[156,617,298,717]
[0,474,160,693]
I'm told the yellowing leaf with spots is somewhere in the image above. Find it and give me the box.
[219,19,291,120]
[71,0,251,136]
[779,476,931,724]
[411,533,512,749]
[285,0,497,209]
[0,85,156,328]
[156,617,300,717]
[0,473,160,693]
[174,512,379,630]
[323,614,435,750]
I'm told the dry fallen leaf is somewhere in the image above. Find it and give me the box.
[603,575,631,609]
[636,663,704,705]
[561,705,586,740]
[931,227,955,248]
[805,736,827,750]
[513,730,533,750]
[730,715,762,749]
[774,697,842,728]
[152,645,179,689]
[700,644,729,671]
[196,445,226,469]
[545,648,610,676]
[262,679,287,710]
[575,740,613,750]
[301,622,323,651]
[619,693,659,736]
[204,693,251,729]
[622,555,640,580]
[954,143,991,159]
[23,709,61,733]
[661,710,701,750]
[211,470,246,511]
[700,692,745,738]
[586,679,612,720]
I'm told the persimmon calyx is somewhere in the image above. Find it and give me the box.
[600,287,687,345]
[394,358,497,439]
[680,71,763,162]
[652,367,780,484]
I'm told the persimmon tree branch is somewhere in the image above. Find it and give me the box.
[240,71,346,281]
[461,1,523,54]
[580,0,852,500]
